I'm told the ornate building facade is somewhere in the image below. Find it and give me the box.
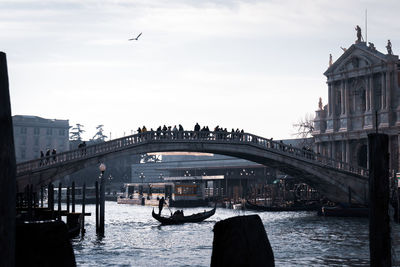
[313,36,400,173]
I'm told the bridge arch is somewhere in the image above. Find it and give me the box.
[16,131,368,204]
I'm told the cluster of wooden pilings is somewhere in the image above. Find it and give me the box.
[16,181,92,239]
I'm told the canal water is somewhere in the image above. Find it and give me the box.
[71,201,400,266]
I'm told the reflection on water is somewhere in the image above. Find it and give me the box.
[71,202,400,266]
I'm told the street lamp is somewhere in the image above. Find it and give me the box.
[98,163,106,236]
[99,163,106,173]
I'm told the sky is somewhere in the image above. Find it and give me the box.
[1,0,399,140]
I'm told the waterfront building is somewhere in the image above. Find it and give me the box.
[130,152,277,201]
[313,35,400,172]
[12,115,70,162]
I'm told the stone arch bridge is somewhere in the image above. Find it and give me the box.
[16,131,369,204]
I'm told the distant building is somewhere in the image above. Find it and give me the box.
[131,152,277,200]
[12,115,70,162]
[313,39,400,172]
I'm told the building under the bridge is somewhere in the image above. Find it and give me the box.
[313,36,400,174]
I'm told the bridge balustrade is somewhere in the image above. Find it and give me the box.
[16,130,368,178]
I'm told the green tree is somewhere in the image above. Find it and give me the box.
[91,124,108,142]
[70,123,85,141]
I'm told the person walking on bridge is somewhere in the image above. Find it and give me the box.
[158,197,165,215]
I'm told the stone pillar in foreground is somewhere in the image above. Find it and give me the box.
[211,215,274,267]
[368,133,391,267]
[0,51,16,267]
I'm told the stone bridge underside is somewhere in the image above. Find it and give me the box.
[16,132,368,204]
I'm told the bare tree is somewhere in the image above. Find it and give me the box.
[293,113,315,149]
[293,113,314,138]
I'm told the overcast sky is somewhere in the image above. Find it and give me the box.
[1,0,399,140]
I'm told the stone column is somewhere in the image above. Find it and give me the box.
[367,139,370,169]
[332,85,336,117]
[342,141,346,162]
[341,81,345,115]
[386,70,391,110]
[339,79,349,131]
[326,82,334,132]
[363,74,373,129]
[332,141,336,160]
[365,75,370,111]
[328,83,332,116]
[346,140,351,164]
[388,135,393,170]
[398,135,400,172]
[369,75,374,111]
[381,72,386,110]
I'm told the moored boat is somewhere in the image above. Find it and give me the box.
[318,205,368,217]
[152,205,216,225]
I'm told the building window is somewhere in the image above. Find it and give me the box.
[34,136,39,146]
[46,138,52,147]
[175,185,198,196]
[20,149,26,159]
[59,129,65,136]
[20,127,27,135]
[33,147,39,156]
[46,128,52,136]
[34,127,40,135]
[20,137,26,146]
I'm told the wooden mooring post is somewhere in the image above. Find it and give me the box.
[58,182,62,221]
[49,183,54,215]
[0,51,16,267]
[81,183,86,237]
[66,186,70,213]
[99,170,106,236]
[40,186,44,208]
[368,133,391,267]
[95,181,99,234]
[27,185,33,220]
[72,181,75,213]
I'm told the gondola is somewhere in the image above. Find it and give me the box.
[245,200,320,212]
[152,205,216,225]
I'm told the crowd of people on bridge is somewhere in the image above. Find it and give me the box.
[134,123,247,142]
[132,123,323,163]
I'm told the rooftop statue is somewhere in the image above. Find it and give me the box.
[386,39,393,55]
[329,54,333,66]
[318,97,323,110]
[355,25,363,43]
[368,42,376,51]
[340,46,347,52]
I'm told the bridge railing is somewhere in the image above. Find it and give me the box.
[16,130,368,177]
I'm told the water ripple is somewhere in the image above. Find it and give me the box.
[70,201,400,266]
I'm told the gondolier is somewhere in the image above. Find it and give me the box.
[158,197,165,215]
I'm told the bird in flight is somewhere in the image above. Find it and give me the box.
[129,32,142,41]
